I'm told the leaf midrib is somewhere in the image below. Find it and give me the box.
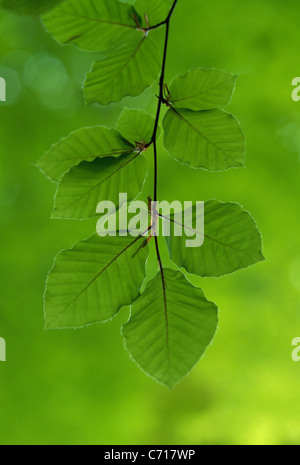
[170,107,243,165]
[159,269,170,366]
[54,11,137,30]
[171,81,230,105]
[48,235,143,325]
[56,150,141,214]
[162,212,261,257]
[87,36,146,93]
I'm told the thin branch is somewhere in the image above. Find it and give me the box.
[152,0,178,201]
[151,0,178,261]
[147,0,179,31]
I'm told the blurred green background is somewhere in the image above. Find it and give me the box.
[0,0,300,445]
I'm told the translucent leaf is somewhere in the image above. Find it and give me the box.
[84,36,160,106]
[36,126,133,182]
[117,108,158,145]
[163,108,245,171]
[0,0,63,14]
[45,234,149,329]
[123,269,218,389]
[169,68,237,111]
[165,200,265,277]
[53,152,147,219]
[135,0,172,26]
[42,0,138,52]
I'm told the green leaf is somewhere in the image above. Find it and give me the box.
[117,108,158,145]
[123,268,218,389]
[36,126,133,182]
[42,0,138,52]
[163,108,245,171]
[0,0,63,14]
[84,36,160,106]
[135,0,172,26]
[45,234,149,329]
[165,200,265,278]
[52,152,147,219]
[169,68,237,111]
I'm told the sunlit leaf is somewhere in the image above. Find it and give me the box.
[169,68,237,111]
[53,152,147,219]
[165,200,265,277]
[42,0,138,52]
[135,0,172,27]
[84,36,160,106]
[117,108,158,145]
[36,126,133,182]
[123,268,218,389]
[163,108,245,171]
[45,234,149,329]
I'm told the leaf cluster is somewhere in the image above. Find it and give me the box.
[4,0,265,388]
